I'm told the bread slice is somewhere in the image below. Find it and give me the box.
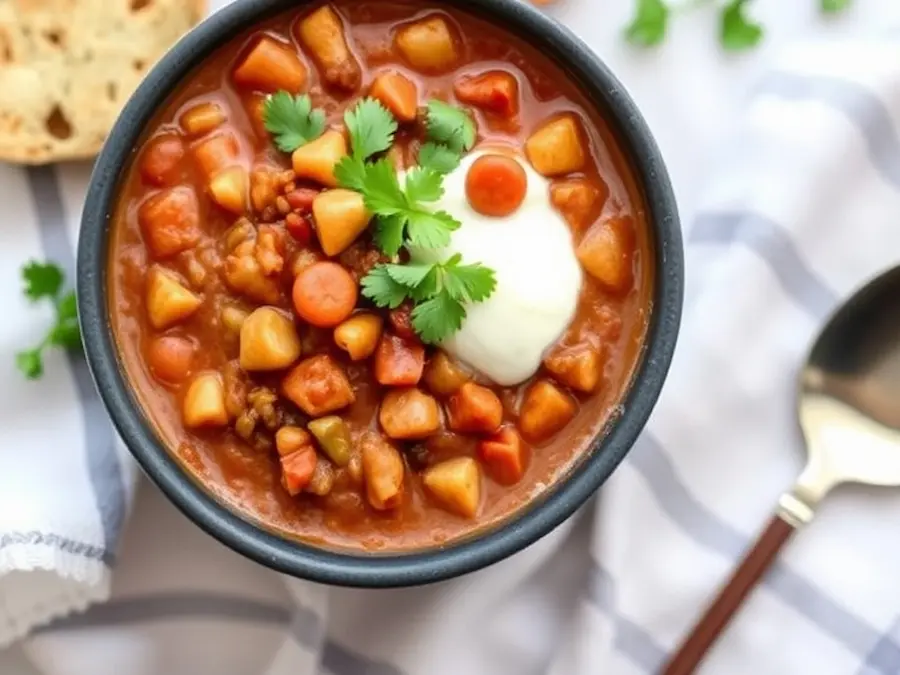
[0,0,206,164]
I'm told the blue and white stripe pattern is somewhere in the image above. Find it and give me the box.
[4,20,900,675]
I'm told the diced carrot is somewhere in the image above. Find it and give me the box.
[280,446,318,496]
[447,382,502,434]
[374,334,425,386]
[291,261,358,327]
[140,134,184,186]
[369,71,418,122]
[465,154,527,217]
[388,304,416,341]
[139,186,201,259]
[282,354,355,416]
[233,35,308,93]
[454,70,519,117]
[479,426,527,484]
[192,132,241,180]
[147,335,195,383]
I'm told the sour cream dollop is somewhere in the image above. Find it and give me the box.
[411,151,582,386]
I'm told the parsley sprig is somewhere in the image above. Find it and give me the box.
[17,260,82,380]
[362,255,496,344]
[262,91,326,153]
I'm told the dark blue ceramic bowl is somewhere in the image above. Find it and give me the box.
[77,0,683,587]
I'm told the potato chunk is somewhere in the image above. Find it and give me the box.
[360,432,405,510]
[233,36,307,93]
[183,372,228,428]
[423,351,470,397]
[179,102,226,137]
[576,217,635,293]
[370,71,418,122]
[519,380,577,443]
[447,382,503,434]
[453,70,519,118]
[192,132,241,180]
[550,177,606,232]
[543,343,604,393]
[296,6,361,91]
[291,130,347,187]
[139,187,201,259]
[333,313,383,361]
[379,388,441,440]
[394,17,458,72]
[282,354,355,416]
[479,427,527,485]
[239,307,302,372]
[312,189,371,256]
[423,457,481,518]
[146,266,202,329]
[525,115,586,176]
[374,334,425,386]
[208,166,248,214]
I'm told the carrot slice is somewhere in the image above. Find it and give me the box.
[465,154,527,217]
[369,71,418,122]
[292,261,358,327]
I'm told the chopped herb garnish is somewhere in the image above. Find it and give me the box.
[720,0,763,51]
[262,91,327,153]
[624,0,669,47]
[425,100,476,154]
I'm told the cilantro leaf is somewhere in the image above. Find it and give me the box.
[360,265,410,309]
[406,210,459,250]
[720,0,763,51]
[445,260,496,302]
[374,215,407,257]
[821,0,850,12]
[22,260,64,301]
[411,291,466,344]
[384,262,436,291]
[418,142,461,174]
[344,98,398,161]
[334,155,369,192]
[426,100,476,153]
[357,158,408,216]
[405,167,444,203]
[263,92,326,153]
[16,349,43,380]
[625,0,668,47]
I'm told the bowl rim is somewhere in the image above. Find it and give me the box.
[77,0,684,587]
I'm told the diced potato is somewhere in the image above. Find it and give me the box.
[447,382,502,434]
[379,388,441,440]
[394,16,458,72]
[423,457,481,518]
[192,132,241,180]
[224,243,282,305]
[550,178,605,232]
[311,189,371,256]
[519,380,577,443]
[333,313,382,360]
[306,458,335,496]
[370,71,418,122]
[179,102,227,137]
[374,334,425,386]
[543,343,604,393]
[453,70,519,118]
[280,446,317,496]
[307,416,352,466]
[147,335,195,383]
[208,166,248,214]
[146,266,202,329]
[275,426,314,457]
[139,186,201,259]
[291,249,322,277]
[282,354,355,416]
[479,427,526,485]
[576,216,635,293]
[423,351,470,397]
[347,450,364,484]
[139,134,184,186]
[221,306,249,334]
[525,115,586,177]
[360,431,405,510]
[239,306,302,371]
[183,371,229,428]
[232,35,308,93]
[296,6,361,91]
[291,130,347,187]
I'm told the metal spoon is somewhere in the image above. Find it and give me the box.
[663,264,900,675]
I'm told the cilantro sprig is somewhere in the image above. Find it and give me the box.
[361,255,496,344]
[262,91,326,153]
[17,260,82,380]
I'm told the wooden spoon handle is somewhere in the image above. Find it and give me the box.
[661,513,797,675]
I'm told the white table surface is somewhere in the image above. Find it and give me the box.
[2,0,898,672]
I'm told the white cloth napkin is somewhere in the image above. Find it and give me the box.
[6,8,900,675]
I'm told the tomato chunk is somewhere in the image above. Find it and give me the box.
[280,446,318,496]
[374,334,425,386]
[139,134,184,186]
[479,426,527,484]
[454,70,519,117]
[447,382,502,434]
[147,335,195,383]
[282,354,355,416]
[465,154,527,217]
[138,187,201,259]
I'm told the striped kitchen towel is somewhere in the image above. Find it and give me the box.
[7,29,900,675]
